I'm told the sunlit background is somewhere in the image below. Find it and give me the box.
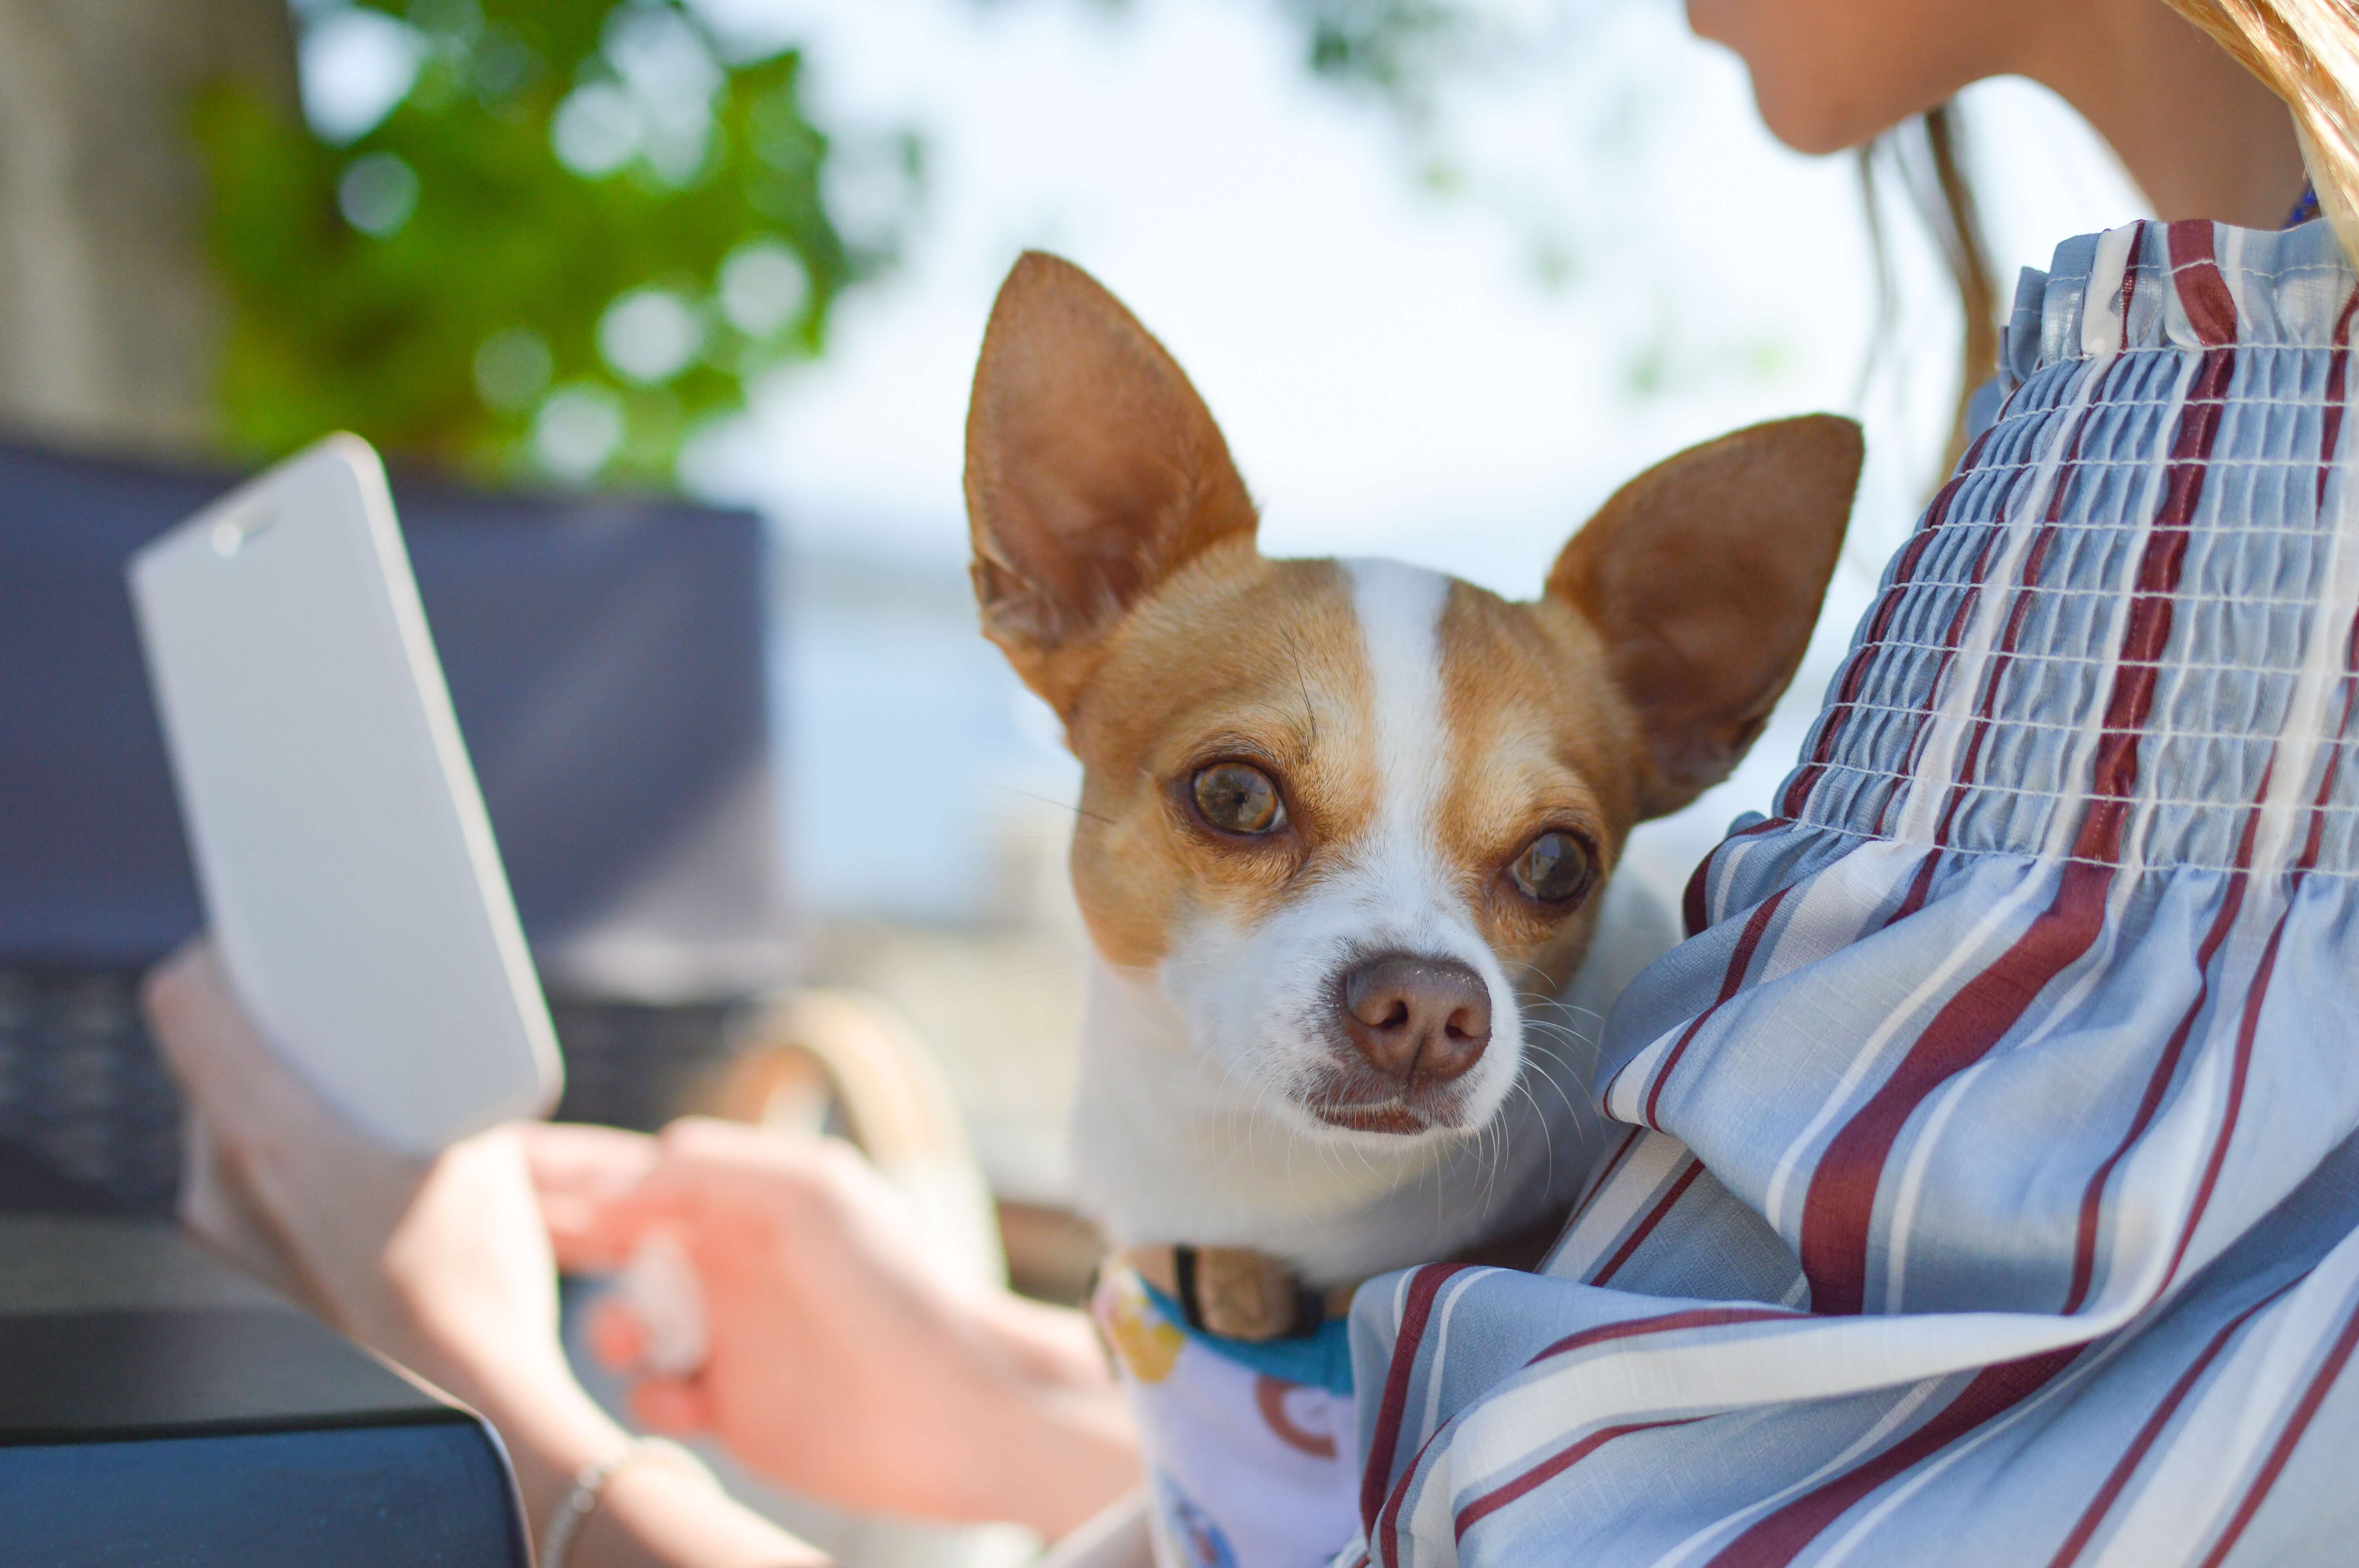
[287,0,2146,928]
[0,7,2163,1546]
[0,0,2153,1207]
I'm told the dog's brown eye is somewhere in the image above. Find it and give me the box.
[1510,831,1591,904]
[1192,762,1285,835]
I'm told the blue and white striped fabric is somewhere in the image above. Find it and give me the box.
[1342,218,2359,1568]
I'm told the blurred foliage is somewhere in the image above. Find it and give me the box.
[1281,0,1483,122]
[1272,0,1596,265]
[199,0,918,485]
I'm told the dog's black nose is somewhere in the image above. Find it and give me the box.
[1336,953,1492,1086]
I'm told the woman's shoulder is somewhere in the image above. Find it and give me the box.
[1997,218,2355,396]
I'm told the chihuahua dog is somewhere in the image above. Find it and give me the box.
[966,253,1857,1568]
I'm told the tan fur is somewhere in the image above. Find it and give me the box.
[1548,414,1862,816]
[1062,549,1374,968]
[965,253,1259,717]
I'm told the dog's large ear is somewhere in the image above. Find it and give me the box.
[1548,414,1860,819]
[965,252,1259,716]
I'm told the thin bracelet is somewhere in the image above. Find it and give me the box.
[538,1436,718,1568]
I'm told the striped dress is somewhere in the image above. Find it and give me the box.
[1343,218,2359,1568]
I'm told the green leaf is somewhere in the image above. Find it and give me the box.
[198,0,909,488]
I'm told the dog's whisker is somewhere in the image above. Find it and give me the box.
[1525,1054,1585,1122]
[1512,1076,1557,1199]
[989,782,1115,826]
[1283,624,1320,750]
[1521,997,1606,1024]
[1523,1021,1601,1054]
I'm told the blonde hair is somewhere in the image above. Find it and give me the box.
[2163,0,2359,263]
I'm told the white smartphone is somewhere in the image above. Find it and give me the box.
[129,435,563,1154]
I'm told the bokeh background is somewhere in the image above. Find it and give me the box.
[0,4,2168,1553]
[0,0,2150,1253]
[2,0,2144,926]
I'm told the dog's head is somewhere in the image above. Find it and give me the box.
[966,253,1856,1145]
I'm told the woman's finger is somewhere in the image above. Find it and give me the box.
[540,1180,694,1272]
[525,1122,671,1271]
[522,1121,659,1194]
[584,1294,650,1370]
[627,1377,712,1436]
[178,1117,310,1303]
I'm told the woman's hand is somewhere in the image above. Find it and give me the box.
[142,944,624,1515]
[530,1116,1140,1539]
[141,942,818,1567]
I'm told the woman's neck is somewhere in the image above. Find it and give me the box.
[2017,0,2308,229]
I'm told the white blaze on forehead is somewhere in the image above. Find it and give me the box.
[1342,558,1451,857]
[1137,557,1523,1159]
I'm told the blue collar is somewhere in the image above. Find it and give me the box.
[1140,1279,1356,1397]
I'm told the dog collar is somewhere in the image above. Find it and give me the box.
[1116,1244,1358,1342]
[1111,1202,1576,1344]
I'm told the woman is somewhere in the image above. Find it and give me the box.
[147,1,2359,1563]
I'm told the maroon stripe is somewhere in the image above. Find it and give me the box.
[2062,575,2344,1314]
[1683,815,1786,938]
[1453,1418,1701,1540]
[1683,849,1714,938]
[1376,1424,1450,1568]
[1703,1347,2081,1568]
[1781,423,1998,821]
[1378,1424,1443,1568]
[2162,610,2359,1292]
[2119,220,2145,334]
[1359,1263,1473,1535]
[2163,909,2288,1295]
[1923,343,2125,862]
[1799,858,2114,1314]
[1936,495,2066,820]
[1795,330,2237,1317]
[2045,1281,2297,1568]
[1525,1304,1804,1368]
[1901,492,2072,924]
[2194,1289,2359,1568]
[1566,1124,1645,1231]
[1639,886,1790,1128]
[1589,1158,1706,1287]
[1872,428,2041,842]
[2056,582,2359,1311]
[2161,654,2354,1291]
[1883,524,2008,838]
[1889,848,1943,927]
[2060,764,2268,1314]
[1881,397,2069,843]
[2167,223,2239,347]
[2316,285,2359,514]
